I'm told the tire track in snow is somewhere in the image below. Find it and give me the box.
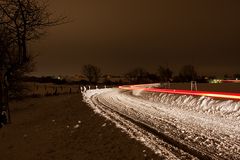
[96,96,215,159]
[96,91,223,160]
[83,89,240,159]
[84,91,180,159]
[113,90,240,159]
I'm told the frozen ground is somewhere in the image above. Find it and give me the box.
[0,94,160,160]
[83,88,240,159]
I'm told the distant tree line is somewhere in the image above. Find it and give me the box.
[79,64,239,85]
[23,76,67,84]
[123,65,199,84]
[23,64,240,85]
[22,76,90,85]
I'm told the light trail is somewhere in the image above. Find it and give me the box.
[119,84,240,100]
[221,80,240,83]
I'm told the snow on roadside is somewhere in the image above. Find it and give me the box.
[82,89,187,159]
[82,88,240,159]
[141,92,240,120]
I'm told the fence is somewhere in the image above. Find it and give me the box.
[26,83,113,97]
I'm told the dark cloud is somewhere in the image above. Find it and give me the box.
[31,0,240,76]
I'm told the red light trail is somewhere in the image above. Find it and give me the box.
[221,80,240,83]
[119,84,240,100]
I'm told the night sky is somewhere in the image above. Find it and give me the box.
[31,0,240,77]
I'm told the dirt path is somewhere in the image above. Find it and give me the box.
[0,94,161,160]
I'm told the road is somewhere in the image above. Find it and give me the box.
[83,88,240,160]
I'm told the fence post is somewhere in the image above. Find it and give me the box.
[191,81,197,91]
[54,87,58,95]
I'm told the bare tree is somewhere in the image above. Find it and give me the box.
[158,66,173,82]
[0,0,66,125]
[179,65,198,82]
[82,64,102,84]
[125,68,149,84]
[233,73,240,80]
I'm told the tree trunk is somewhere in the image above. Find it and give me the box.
[4,73,10,123]
[0,71,4,110]
[0,69,10,125]
[22,38,27,62]
[0,70,6,126]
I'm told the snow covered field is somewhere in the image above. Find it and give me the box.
[83,88,240,159]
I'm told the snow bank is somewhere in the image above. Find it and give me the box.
[143,92,240,119]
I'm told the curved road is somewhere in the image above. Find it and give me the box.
[83,88,240,160]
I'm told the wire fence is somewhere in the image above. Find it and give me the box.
[25,83,116,98]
